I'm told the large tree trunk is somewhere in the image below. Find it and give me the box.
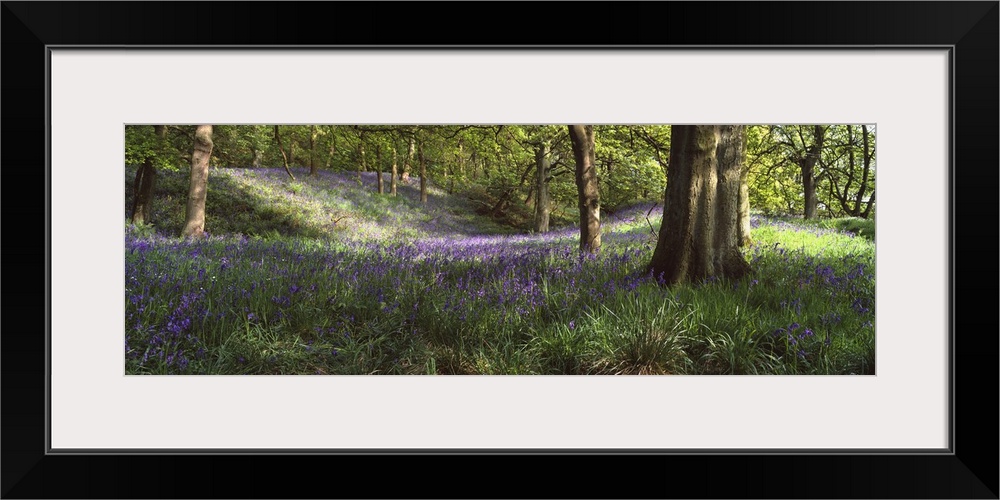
[568,125,601,253]
[181,125,214,238]
[801,125,824,219]
[647,125,750,285]
[390,144,398,196]
[419,141,427,203]
[402,132,414,181]
[273,125,295,180]
[376,143,384,194]
[533,141,550,232]
[130,125,165,225]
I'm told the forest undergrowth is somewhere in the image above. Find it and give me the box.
[125,166,875,375]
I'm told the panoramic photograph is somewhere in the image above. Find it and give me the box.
[124,124,875,375]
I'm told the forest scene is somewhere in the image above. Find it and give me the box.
[124,124,875,375]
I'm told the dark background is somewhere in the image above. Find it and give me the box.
[2,2,996,498]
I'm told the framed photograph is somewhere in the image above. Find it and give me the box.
[4,2,996,498]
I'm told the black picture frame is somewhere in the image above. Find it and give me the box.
[3,2,996,498]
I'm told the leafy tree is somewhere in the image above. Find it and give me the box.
[822,124,876,218]
[125,125,171,224]
[771,125,826,219]
[599,125,666,210]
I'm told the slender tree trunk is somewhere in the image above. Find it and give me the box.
[402,132,414,181]
[181,125,214,238]
[376,143,384,194]
[839,125,859,216]
[390,144,398,196]
[568,125,600,253]
[251,147,262,169]
[447,164,454,195]
[130,125,165,224]
[534,142,550,232]
[801,125,824,219]
[862,190,875,219]
[130,157,156,225]
[854,124,872,217]
[357,131,366,181]
[419,141,427,203]
[273,125,295,180]
[326,127,337,169]
[647,125,750,285]
[802,168,817,219]
[309,125,318,176]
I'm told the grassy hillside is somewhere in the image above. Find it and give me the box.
[125,165,517,240]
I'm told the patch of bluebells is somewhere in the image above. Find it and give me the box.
[772,322,818,360]
[125,169,874,374]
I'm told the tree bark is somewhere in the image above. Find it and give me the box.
[647,125,750,285]
[273,125,295,180]
[568,125,601,253]
[181,125,214,238]
[534,141,550,232]
[419,141,427,203]
[390,144,398,196]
